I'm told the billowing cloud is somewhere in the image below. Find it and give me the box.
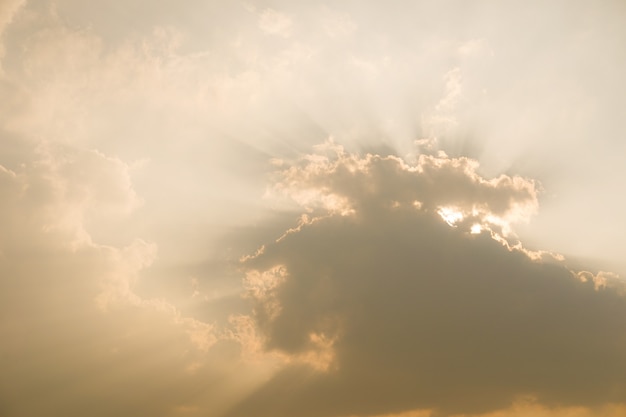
[0,143,259,417]
[228,144,626,417]
[272,140,538,233]
[2,2,626,417]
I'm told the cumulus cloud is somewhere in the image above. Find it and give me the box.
[272,140,538,236]
[3,2,626,417]
[227,144,626,417]
[0,143,248,417]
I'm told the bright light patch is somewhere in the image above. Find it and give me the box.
[438,207,464,227]
[471,224,482,234]
[484,213,513,236]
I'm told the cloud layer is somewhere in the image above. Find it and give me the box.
[231,145,626,417]
[0,141,253,417]
[2,2,626,417]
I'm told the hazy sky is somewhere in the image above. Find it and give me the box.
[1,1,626,417]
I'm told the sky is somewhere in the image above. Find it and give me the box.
[1,1,626,417]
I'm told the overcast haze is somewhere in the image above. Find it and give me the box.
[1,1,626,417]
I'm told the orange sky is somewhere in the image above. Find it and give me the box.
[1,1,626,417]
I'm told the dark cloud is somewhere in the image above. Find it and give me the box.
[227,145,626,417]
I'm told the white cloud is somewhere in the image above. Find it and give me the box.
[435,68,463,113]
[0,140,242,416]
[258,9,293,38]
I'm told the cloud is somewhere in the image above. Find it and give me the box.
[258,9,293,38]
[271,140,538,236]
[0,0,24,32]
[321,7,357,39]
[227,144,626,417]
[3,2,626,417]
[0,0,25,73]
[0,142,253,417]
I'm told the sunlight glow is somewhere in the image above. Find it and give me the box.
[437,207,464,227]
